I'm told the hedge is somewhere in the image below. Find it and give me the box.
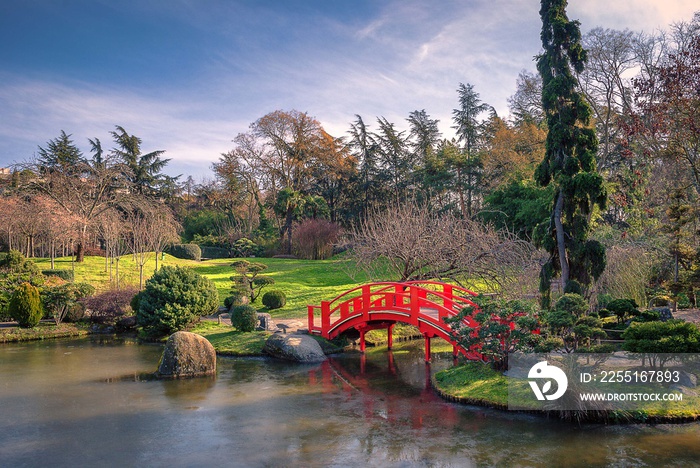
[166,244,202,261]
[200,246,230,259]
[42,269,74,281]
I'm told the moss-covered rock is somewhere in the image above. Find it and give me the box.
[263,333,327,363]
[157,331,216,378]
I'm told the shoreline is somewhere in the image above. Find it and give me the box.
[5,323,699,425]
[0,322,90,343]
[431,362,700,425]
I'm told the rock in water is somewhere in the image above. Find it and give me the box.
[263,334,327,363]
[157,331,216,378]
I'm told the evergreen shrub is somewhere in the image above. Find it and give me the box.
[262,290,286,309]
[134,266,218,337]
[166,244,202,261]
[230,305,258,332]
[622,320,700,354]
[200,246,230,259]
[9,282,43,328]
[41,269,74,281]
[607,299,640,323]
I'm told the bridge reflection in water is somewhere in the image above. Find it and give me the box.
[307,350,461,430]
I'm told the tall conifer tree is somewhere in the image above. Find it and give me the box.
[534,0,607,307]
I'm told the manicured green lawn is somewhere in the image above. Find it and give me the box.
[190,256,373,318]
[33,254,372,320]
[190,321,269,356]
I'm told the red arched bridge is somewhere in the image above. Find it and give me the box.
[307,281,482,362]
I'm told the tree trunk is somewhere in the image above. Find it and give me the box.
[554,190,569,290]
[457,166,466,218]
[75,242,84,262]
[285,207,294,255]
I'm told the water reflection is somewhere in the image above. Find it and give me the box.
[309,352,460,431]
[1,336,700,467]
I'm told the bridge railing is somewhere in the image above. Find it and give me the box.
[308,282,479,338]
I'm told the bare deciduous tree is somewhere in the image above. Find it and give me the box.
[593,244,656,308]
[24,155,129,262]
[147,205,180,271]
[97,209,128,288]
[0,196,21,251]
[348,202,535,293]
[37,196,79,269]
[127,201,181,289]
[127,208,151,290]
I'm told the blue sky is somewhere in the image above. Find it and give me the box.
[1,0,698,179]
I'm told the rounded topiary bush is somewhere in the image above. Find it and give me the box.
[230,305,258,332]
[166,244,202,261]
[134,266,219,337]
[262,290,286,310]
[9,282,43,328]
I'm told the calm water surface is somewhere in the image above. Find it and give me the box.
[1,336,699,467]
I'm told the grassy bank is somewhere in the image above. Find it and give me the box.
[190,321,269,356]
[0,322,90,343]
[433,362,700,423]
[433,362,509,408]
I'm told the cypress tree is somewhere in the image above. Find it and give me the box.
[534,0,607,307]
[9,282,43,328]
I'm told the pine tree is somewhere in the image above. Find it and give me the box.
[534,0,607,307]
[37,130,84,175]
[452,83,491,217]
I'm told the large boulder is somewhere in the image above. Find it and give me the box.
[263,334,327,363]
[157,331,216,378]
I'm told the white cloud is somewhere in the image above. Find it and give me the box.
[570,0,698,32]
[0,76,245,175]
[1,0,698,178]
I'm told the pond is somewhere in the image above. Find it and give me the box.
[1,336,699,467]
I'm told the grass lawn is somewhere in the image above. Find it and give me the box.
[190,256,372,319]
[433,362,509,408]
[189,321,345,356]
[190,321,269,356]
[32,254,371,320]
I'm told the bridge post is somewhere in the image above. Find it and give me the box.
[387,323,394,350]
[321,301,330,338]
[444,284,453,311]
[410,286,419,324]
[359,327,366,353]
[307,305,315,333]
[424,334,431,363]
[362,285,370,322]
